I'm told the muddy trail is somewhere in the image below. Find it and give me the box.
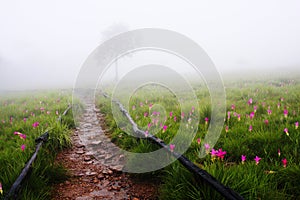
[52,99,159,200]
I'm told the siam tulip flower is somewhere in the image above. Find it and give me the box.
[264,119,269,125]
[249,125,253,132]
[278,149,281,157]
[197,138,201,145]
[237,114,241,121]
[0,182,2,195]
[56,110,59,115]
[191,106,195,113]
[144,130,149,137]
[144,112,148,117]
[253,106,258,113]
[277,103,281,109]
[225,126,229,133]
[205,117,209,125]
[267,109,272,115]
[227,111,231,120]
[147,123,152,130]
[254,156,261,165]
[149,103,153,109]
[23,117,27,123]
[204,143,210,154]
[211,149,218,159]
[181,112,185,119]
[216,148,226,159]
[132,105,136,111]
[282,158,287,168]
[174,116,177,122]
[46,111,50,115]
[241,155,246,164]
[249,112,255,119]
[295,122,299,129]
[284,109,288,118]
[281,97,284,102]
[21,144,26,151]
[284,128,289,136]
[163,125,167,132]
[169,144,175,152]
[40,107,45,112]
[32,122,39,128]
[14,132,26,140]
[247,98,253,105]
[231,104,235,110]
[169,112,173,118]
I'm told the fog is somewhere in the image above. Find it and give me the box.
[1,0,300,91]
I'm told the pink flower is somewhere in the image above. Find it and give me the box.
[267,109,272,115]
[225,126,229,133]
[282,158,287,168]
[149,103,153,109]
[284,128,289,136]
[21,144,26,151]
[181,112,185,119]
[254,156,261,165]
[0,182,2,195]
[211,148,218,157]
[144,130,149,137]
[144,112,148,117]
[277,103,281,109]
[205,143,210,153]
[241,155,246,164]
[56,110,59,115]
[174,116,177,122]
[248,98,253,105]
[295,122,299,129]
[231,104,235,110]
[169,112,173,118]
[40,107,45,112]
[253,106,257,113]
[227,111,231,120]
[191,106,195,113]
[23,117,27,123]
[284,109,288,118]
[169,144,175,152]
[197,138,201,145]
[249,112,255,119]
[163,125,167,132]
[147,123,152,130]
[14,132,26,140]
[46,111,50,115]
[216,148,226,159]
[132,105,136,110]
[281,97,284,102]
[32,122,39,128]
[249,125,253,132]
[278,149,281,157]
[205,117,209,124]
[237,114,241,121]
[264,119,269,125]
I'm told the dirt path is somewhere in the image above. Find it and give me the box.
[52,99,158,200]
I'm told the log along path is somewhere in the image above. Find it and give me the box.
[52,99,158,200]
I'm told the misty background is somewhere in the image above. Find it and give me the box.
[0,0,300,91]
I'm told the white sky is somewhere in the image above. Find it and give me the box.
[0,0,300,90]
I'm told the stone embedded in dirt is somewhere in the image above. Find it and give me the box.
[76,144,85,148]
[85,171,97,176]
[97,173,104,180]
[91,140,102,145]
[84,156,92,161]
[75,173,85,177]
[75,150,85,155]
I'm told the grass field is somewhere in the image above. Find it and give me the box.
[97,76,300,199]
[0,90,74,199]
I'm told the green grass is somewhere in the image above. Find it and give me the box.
[0,91,74,200]
[96,77,300,199]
